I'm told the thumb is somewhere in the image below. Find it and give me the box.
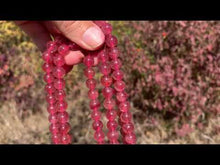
[52,21,105,51]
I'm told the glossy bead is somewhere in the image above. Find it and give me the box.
[47,104,57,114]
[106,109,117,120]
[88,90,99,100]
[107,120,118,130]
[68,42,80,51]
[46,94,56,104]
[101,23,112,35]
[106,35,118,48]
[107,130,119,141]
[42,63,53,73]
[53,67,66,78]
[61,134,71,144]
[122,122,134,134]
[116,91,128,102]
[125,133,136,144]
[48,113,58,124]
[55,90,66,101]
[90,99,101,110]
[97,49,109,63]
[56,101,68,112]
[45,83,55,94]
[91,110,101,120]
[120,111,132,123]
[108,47,119,60]
[53,54,65,66]
[84,68,95,78]
[111,59,122,70]
[58,112,69,123]
[103,98,115,110]
[114,80,126,92]
[49,123,60,134]
[47,42,57,54]
[60,122,71,134]
[58,44,69,56]
[52,133,61,144]
[92,120,103,131]
[94,131,105,142]
[54,79,65,90]
[43,74,54,84]
[101,75,113,87]
[83,55,94,67]
[102,87,113,98]
[42,51,52,63]
[99,63,111,75]
[112,70,124,80]
[86,79,96,89]
[119,101,130,112]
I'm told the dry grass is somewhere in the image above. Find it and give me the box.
[0,98,219,144]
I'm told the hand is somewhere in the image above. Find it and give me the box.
[15,21,105,67]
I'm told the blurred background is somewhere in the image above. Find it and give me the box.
[0,21,219,144]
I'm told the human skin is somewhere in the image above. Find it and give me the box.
[15,21,105,71]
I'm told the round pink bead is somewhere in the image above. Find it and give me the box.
[54,79,65,90]
[58,44,69,56]
[43,74,54,84]
[102,87,113,98]
[61,134,71,144]
[47,104,57,114]
[53,67,66,78]
[106,35,118,48]
[47,41,58,54]
[108,47,119,60]
[46,94,56,104]
[56,101,68,112]
[107,120,118,130]
[114,80,126,92]
[116,91,128,102]
[125,133,136,144]
[120,111,132,123]
[55,90,66,101]
[97,49,109,63]
[88,90,99,100]
[101,23,112,35]
[58,111,69,123]
[99,63,111,75]
[106,109,117,120]
[86,79,96,89]
[83,55,94,67]
[68,42,80,51]
[42,63,53,73]
[92,120,103,131]
[52,133,61,144]
[119,101,130,112]
[101,75,113,87]
[48,113,58,124]
[112,70,124,80]
[111,59,122,70]
[84,67,95,79]
[107,130,119,141]
[103,98,115,110]
[122,122,134,134]
[53,54,65,67]
[90,99,101,110]
[60,122,71,134]
[42,51,52,63]
[94,130,105,142]
[49,123,60,134]
[45,83,55,94]
[91,110,101,120]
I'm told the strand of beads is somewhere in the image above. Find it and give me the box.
[43,38,71,144]
[98,49,119,144]
[83,54,105,144]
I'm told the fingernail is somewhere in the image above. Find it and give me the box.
[82,26,105,49]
